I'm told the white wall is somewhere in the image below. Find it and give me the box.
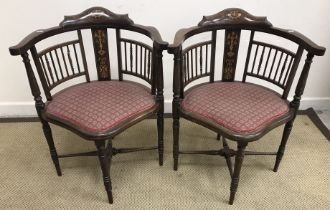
[1,0,329,116]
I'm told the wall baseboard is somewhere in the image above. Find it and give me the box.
[0,97,329,117]
[0,102,36,118]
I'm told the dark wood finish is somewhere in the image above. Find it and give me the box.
[229,142,247,205]
[222,137,233,177]
[172,48,182,170]
[243,41,304,95]
[182,41,212,87]
[168,8,325,205]
[155,46,165,166]
[33,37,89,92]
[222,29,241,81]
[118,38,153,85]
[210,30,217,83]
[274,52,315,172]
[77,30,90,82]
[95,140,113,204]
[60,7,134,27]
[21,52,62,176]
[9,7,167,204]
[116,29,123,81]
[198,8,272,27]
[92,28,111,80]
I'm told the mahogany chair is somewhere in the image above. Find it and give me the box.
[9,7,167,203]
[168,8,325,204]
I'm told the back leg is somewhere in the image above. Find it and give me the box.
[157,109,164,166]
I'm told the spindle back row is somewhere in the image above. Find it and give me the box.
[9,7,167,101]
[169,9,325,99]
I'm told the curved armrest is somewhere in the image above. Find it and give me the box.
[136,24,168,50]
[273,27,325,56]
[168,26,197,54]
[9,24,169,56]
[9,26,61,56]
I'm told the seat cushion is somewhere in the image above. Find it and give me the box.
[45,81,156,134]
[181,82,289,134]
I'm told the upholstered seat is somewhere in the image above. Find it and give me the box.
[45,81,156,135]
[181,82,289,134]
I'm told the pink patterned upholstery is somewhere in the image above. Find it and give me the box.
[181,82,289,133]
[45,81,156,134]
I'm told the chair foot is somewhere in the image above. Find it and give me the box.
[174,158,178,171]
[273,157,281,172]
[229,142,247,205]
[159,154,164,166]
[107,191,114,204]
[273,150,284,172]
[55,165,62,176]
[229,196,234,205]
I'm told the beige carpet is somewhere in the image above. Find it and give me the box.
[0,115,329,209]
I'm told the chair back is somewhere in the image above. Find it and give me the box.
[10,7,167,101]
[169,8,325,99]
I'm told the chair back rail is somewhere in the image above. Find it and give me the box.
[169,8,325,99]
[9,7,167,101]
[118,37,153,84]
[31,30,89,96]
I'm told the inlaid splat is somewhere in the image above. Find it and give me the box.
[92,29,111,80]
[222,30,241,81]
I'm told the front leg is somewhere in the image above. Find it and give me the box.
[157,93,164,166]
[95,140,113,204]
[229,142,247,205]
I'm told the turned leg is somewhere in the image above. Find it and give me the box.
[95,140,113,204]
[173,117,180,171]
[41,120,62,176]
[222,137,233,177]
[229,142,247,205]
[172,97,180,171]
[274,121,293,172]
[216,133,221,141]
[157,110,164,166]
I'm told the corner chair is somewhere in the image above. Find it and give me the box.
[9,7,167,203]
[168,8,325,204]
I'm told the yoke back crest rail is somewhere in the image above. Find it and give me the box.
[169,8,325,97]
[168,8,325,205]
[9,6,167,204]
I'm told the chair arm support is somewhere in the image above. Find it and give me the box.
[290,52,314,116]
[172,49,183,98]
